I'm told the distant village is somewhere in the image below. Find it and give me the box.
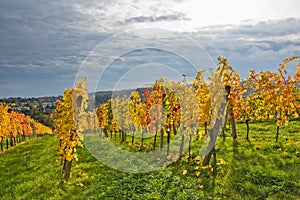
[1,96,59,114]
[11,100,56,113]
[0,96,61,128]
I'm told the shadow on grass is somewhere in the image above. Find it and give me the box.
[246,139,255,151]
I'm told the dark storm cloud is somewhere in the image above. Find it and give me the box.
[190,18,300,77]
[121,13,190,24]
[0,0,126,97]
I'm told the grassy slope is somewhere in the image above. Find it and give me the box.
[0,121,299,200]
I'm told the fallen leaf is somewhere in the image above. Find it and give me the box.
[201,165,210,169]
[77,183,84,187]
[194,156,201,161]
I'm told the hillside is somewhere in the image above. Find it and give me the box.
[0,121,299,199]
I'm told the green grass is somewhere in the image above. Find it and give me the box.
[0,121,299,199]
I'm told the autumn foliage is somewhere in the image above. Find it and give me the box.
[0,102,52,151]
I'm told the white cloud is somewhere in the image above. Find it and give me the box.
[173,0,300,31]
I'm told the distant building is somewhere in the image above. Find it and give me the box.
[42,102,55,108]
[12,106,30,111]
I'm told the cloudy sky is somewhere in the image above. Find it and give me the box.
[0,0,300,98]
